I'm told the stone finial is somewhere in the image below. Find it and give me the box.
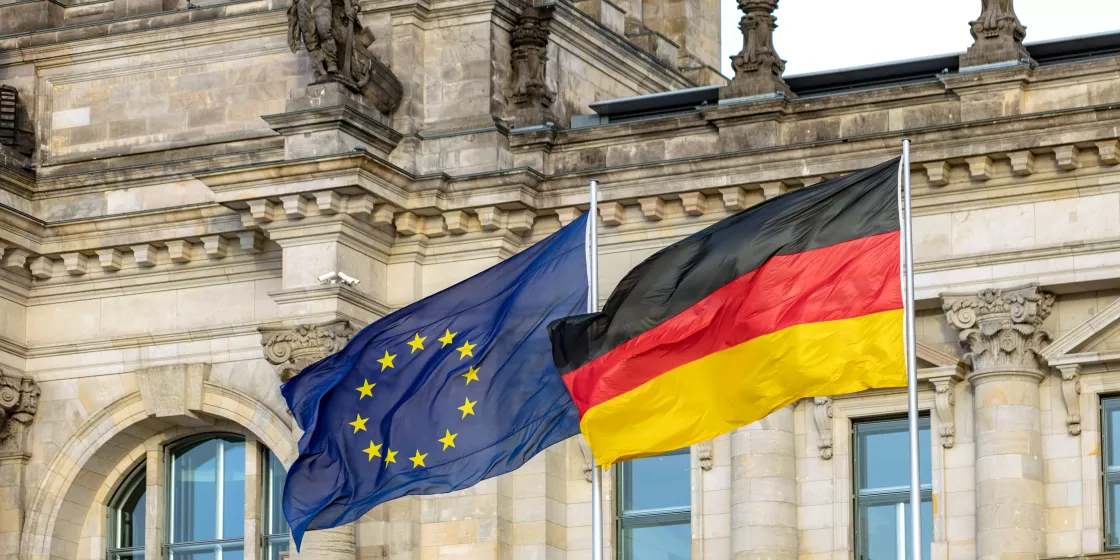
[960,0,1034,68]
[720,0,793,100]
[260,319,357,382]
[509,6,557,128]
[942,284,1054,375]
[286,0,402,114]
[0,370,40,456]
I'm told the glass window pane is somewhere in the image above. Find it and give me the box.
[1109,478,1120,547]
[109,463,146,553]
[621,451,690,512]
[621,521,690,560]
[1106,400,1120,469]
[266,536,290,560]
[171,439,220,543]
[856,418,931,491]
[109,552,145,560]
[223,441,245,539]
[856,497,932,560]
[265,452,288,535]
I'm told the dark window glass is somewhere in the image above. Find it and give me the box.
[854,417,932,560]
[261,451,290,560]
[617,448,690,560]
[108,463,147,560]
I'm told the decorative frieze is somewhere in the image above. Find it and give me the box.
[1057,364,1082,436]
[812,396,833,460]
[0,370,39,455]
[721,0,793,100]
[942,284,1054,374]
[260,319,357,381]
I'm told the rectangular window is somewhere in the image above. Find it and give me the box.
[616,448,690,560]
[854,417,932,560]
[1102,397,1120,548]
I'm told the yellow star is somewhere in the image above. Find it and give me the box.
[456,340,476,360]
[355,379,376,399]
[438,429,458,451]
[384,449,398,465]
[438,329,457,348]
[407,333,426,354]
[410,449,428,468]
[349,414,369,433]
[362,441,382,461]
[462,365,480,385]
[458,397,478,418]
[377,350,396,371]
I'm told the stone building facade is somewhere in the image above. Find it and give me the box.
[2,0,1120,557]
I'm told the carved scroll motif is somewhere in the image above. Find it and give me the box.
[0,370,39,455]
[259,320,356,381]
[813,397,833,460]
[1058,364,1082,436]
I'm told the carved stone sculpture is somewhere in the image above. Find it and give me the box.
[0,370,40,455]
[960,0,1034,68]
[1057,364,1082,436]
[0,85,34,158]
[260,319,357,381]
[812,396,833,460]
[720,0,793,100]
[942,284,1054,374]
[286,0,403,114]
[697,440,713,470]
[509,6,557,128]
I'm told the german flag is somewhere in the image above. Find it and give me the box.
[549,159,905,466]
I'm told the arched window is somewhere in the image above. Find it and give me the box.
[108,463,147,560]
[166,434,246,559]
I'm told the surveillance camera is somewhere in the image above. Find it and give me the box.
[317,271,339,284]
[337,272,360,286]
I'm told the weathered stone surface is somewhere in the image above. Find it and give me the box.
[0,371,39,456]
[961,0,1034,68]
[134,363,210,425]
[260,320,356,382]
[721,0,793,100]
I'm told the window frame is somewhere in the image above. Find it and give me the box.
[1102,396,1120,550]
[107,461,148,560]
[852,415,933,560]
[615,447,692,560]
[260,448,290,560]
[163,433,248,560]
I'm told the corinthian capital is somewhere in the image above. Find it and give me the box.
[259,319,357,381]
[941,284,1054,375]
[0,370,40,456]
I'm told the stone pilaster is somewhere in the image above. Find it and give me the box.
[960,0,1034,69]
[720,0,793,101]
[942,284,1054,560]
[730,405,796,560]
[260,323,359,560]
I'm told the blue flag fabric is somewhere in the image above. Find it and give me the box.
[281,214,588,546]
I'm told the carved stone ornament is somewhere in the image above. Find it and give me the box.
[941,284,1054,375]
[0,370,40,455]
[260,319,357,382]
[0,84,34,158]
[577,435,593,482]
[812,396,833,460]
[1057,364,1082,436]
[697,440,713,471]
[720,0,793,100]
[286,0,403,114]
[509,6,557,128]
[929,371,964,448]
[960,0,1033,68]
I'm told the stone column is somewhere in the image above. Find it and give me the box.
[942,284,1054,560]
[720,0,793,101]
[0,370,39,560]
[260,322,359,560]
[960,0,1034,68]
[730,405,797,559]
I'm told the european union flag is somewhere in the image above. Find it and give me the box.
[281,214,589,546]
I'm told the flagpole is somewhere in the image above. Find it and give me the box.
[587,179,604,560]
[900,139,922,559]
